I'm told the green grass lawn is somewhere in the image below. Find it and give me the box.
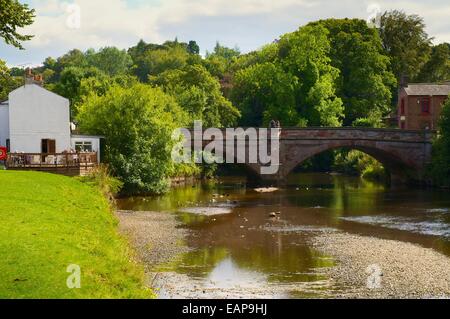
[0,170,151,298]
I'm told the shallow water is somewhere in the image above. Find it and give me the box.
[117,173,450,298]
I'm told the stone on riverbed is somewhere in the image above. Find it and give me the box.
[179,206,233,216]
[254,187,279,193]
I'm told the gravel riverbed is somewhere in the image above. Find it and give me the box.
[312,232,450,298]
[117,210,450,299]
[116,210,190,269]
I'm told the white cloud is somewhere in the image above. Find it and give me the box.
[22,0,161,49]
[2,0,449,65]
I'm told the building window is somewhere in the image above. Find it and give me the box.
[6,139,10,152]
[400,98,405,115]
[420,97,430,114]
[75,141,93,152]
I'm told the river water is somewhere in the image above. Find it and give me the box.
[117,173,450,298]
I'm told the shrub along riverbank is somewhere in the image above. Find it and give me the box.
[0,170,151,298]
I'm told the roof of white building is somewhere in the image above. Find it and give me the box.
[9,83,69,103]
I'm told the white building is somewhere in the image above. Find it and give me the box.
[0,77,101,160]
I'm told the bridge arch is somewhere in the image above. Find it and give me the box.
[280,141,415,182]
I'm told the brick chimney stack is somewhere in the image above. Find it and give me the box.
[24,68,44,86]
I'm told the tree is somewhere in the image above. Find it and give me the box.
[133,46,190,82]
[207,42,241,60]
[417,43,450,83]
[231,62,298,126]
[230,24,344,127]
[85,47,133,76]
[430,97,450,186]
[76,84,190,194]
[378,10,432,81]
[151,64,240,127]
[309,19,397,125]
[278,24,344,126]
[0,0,35,49]
[204,42,241,80]
[40,49,88,83]
[0,59,22,100]
[187,40,200,55]
[51,66,105,109]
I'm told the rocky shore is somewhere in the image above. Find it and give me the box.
[116,210,190,269]
[312,232,450,298]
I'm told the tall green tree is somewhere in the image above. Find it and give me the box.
[0,59,22,100]
[76,84,191,194]
[151,64,240,127]
[207,42,241,60]
[231,25,344,127]
[85,47,133,76]
[309,19,397,125]
[50,66,105,110]
[187,40,200,55]
[231,62,298,126]
[133,46,190,82]
[204,42,241,79]
[0,0,35,49]
[417,43,450,83]
[430,97,450,186]
[278,24,344,126]
[378,10,432,81]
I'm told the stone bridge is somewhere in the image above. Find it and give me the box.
[187,128,434,183]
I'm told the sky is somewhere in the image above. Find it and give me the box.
[1,0,450,67]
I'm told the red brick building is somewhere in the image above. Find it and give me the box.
[398,83,450,130]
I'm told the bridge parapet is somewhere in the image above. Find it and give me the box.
[280,128,434,143]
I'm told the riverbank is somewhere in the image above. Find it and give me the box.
[0,171,150,298]
[312,232,450,298]
[116,210,190,268]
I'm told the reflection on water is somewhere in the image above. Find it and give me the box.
[117,173,450,298]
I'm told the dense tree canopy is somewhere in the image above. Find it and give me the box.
[0,0,35,49]
[232,62,297,126]
[150,64,240,127]
[232,24,344,127]
[85,47,133,76]
[378,10,432,81]
[0,59,22,100]
[430,97,450,186]
[76,84,194,194]
[416,43,450,83]
[309,19,397,125]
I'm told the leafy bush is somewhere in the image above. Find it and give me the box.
[333,149,387,181]
[77,83,193,195]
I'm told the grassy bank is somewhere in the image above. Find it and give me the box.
[0,171,151,298]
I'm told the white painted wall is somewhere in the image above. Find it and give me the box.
[8,84,71,153]
[0,104,9,147]
[71,135,101,161]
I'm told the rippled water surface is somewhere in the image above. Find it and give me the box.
[117,173,450,297]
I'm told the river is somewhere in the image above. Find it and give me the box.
[117,173,450,298]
